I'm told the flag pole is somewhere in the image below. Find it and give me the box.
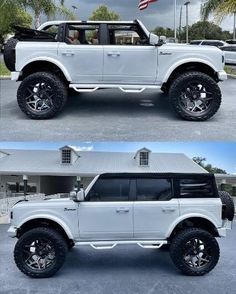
[174,0,177,40]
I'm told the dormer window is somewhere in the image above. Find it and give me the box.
[61,149,71,164]
[140,151,149,166]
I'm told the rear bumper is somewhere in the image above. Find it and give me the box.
[217,70,227,81]
[217,220,232,237]
[7,225,17,238]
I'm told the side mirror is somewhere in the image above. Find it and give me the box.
[159,35,167,44]
[77,189,85,202]
[69,189,85,202]
[149,33,159,46]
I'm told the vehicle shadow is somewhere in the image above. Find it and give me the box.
[63,246,177,276]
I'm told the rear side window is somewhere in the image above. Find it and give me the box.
[87,178,130,202]
[136,178,172,201]
[179,178,215,198]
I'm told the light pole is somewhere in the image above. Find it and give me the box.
[184,1,190,43]
[234,11,236,40]
[179,5,183,42]
[174,0,177,41]
[72,5,78,19]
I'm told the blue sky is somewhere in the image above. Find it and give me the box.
[0,142,235,174]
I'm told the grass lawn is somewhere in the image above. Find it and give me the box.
[0,61,10,76]
[225,65,236,76]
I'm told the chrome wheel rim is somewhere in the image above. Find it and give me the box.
[180,82,213,114]
[23,238,56,270]
[183,238,212,269]
[25,82,54,112]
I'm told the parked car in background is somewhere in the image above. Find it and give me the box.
[226,39,236,45]
[190,40,228,48]
[220,45,236,65]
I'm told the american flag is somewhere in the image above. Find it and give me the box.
[138,0,158,10]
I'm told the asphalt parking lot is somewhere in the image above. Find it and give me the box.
[0,223,236,294]
[0,78,236,141]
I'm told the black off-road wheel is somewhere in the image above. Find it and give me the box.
[14,227,68,278]
[3,37,18,71]
[170,228,220,276]
[219,191,235,221]
[17,72,68,119]
[169,71,221,121]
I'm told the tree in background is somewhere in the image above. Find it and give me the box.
[201,0,236,22]
[0,0,74,29]
[193,157,227,174]
[153,27,174,37]
[89,5,120,21]
[179,21,232,41]
[0,2,32,43]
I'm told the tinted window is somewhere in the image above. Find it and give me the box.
[190,41,201,45]
[202,41,223,47]
[179,178,214,198]
[136,178,172,201]
[221,46,236,52]
[87,178,130,201]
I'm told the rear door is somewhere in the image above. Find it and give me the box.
[103,24,158,84]
[78,177,134,240]
[58,23,103,83]
[133,177,179,239]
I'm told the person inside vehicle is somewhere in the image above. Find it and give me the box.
[68,30,80,44]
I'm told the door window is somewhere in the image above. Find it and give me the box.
[108,24,148,45]
[66,24,100,45]
[136,178,172,201]
[87,178,130,202]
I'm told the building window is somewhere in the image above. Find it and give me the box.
[61,149,71,164]
[140,152,149,166]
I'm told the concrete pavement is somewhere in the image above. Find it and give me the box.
[0,223,236,294]
[0,79,236,141]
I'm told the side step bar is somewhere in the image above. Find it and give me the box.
[75,240,167,250]
[70,83,161,94]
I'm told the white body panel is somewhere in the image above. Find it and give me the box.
[78,201,133,240]
[133,199,179,239]
[103,46,158,84]
[57,43,103,83]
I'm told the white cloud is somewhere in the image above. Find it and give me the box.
[69,145,94,151]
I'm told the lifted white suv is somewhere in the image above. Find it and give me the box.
[8,173,234,278]
[3,20,227,121]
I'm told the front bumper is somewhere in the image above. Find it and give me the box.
[7,225,17,238]
[11,72,20,81]
[217,220,232,237]
[217,70,227,81]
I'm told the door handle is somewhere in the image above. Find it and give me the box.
[61,50,75,56]
[162,207,176,213]
[116,208,129,213]
[107,52,120,57]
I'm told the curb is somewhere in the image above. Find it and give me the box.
[227,74,236,79]
[0,76,11,80]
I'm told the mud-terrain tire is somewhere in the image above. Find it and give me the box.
[170,228,220,276]
[219,191,235,221]
[3,37,18,71]
[14,227,68,278]
[17,72,68,119]
[169,71,221,121]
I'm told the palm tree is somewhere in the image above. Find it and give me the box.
[0,0,75,29]
[201,0,236,39]
[201,0,236,22]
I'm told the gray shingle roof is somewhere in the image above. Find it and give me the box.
[0,149,207,176]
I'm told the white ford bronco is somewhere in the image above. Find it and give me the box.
[3,20,227,120]
[8,173,234,278]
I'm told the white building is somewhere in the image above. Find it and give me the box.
[0,146,208,198]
